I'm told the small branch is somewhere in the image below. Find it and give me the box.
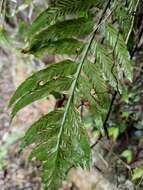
[102,144,132,174]
[90,135,102,149]
[80,100,84,119]
[103,91,117,139]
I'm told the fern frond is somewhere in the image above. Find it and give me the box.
[125,0,140,44]
[30,17,93,43]
[113,0,138,39]
[9,60,78,118]
[83,61,107,93]
[77,75,109,124]
[53,0,103,14]
[25,38,83,57]
[27,0,103,37]
[114,7,130,38]
[91,41,118,88]
[20,110,63,149]
[104,23,133,81]
[9,60,77,107]
[9,0,137,189]
[21,107,91,190]
[77,61,110,120]
[83,61,110,110]
[26,8,57,38]
[11,77,73,118]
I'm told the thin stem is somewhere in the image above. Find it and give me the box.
[103,91,117,139]
[102,143,132,174]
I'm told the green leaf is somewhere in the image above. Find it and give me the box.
[109,127,119,140]
[11,77,73,118]
[83,61,107,94]
[54,0,103,14]
[26,8,57,38]
[132,166,143,180]
[77,76,101,116]
[9,60,77,107]
[104,23,133,81]
[83,61,110,110]
[114,3,132,39]
[91,41,118,88]
[121,149,133,164]
[30,17,94,44]
[20,110,63,149]
[27,0,103,37]
[21,107,91,190]
[26,38,83,57]
[77,75,108,120]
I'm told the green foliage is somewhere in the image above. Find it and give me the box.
[121,149,133,164]
[26,0,104,37]
[104,23,133,81]
[132,166,143,180]
[91,41,118,88]
[27,38,83,57]
[21,108,91,189]
[29,18,93,42]
[9,60,77,118]
[9,0,140,189]
[81,61,110,119]
[108,127,119,140]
